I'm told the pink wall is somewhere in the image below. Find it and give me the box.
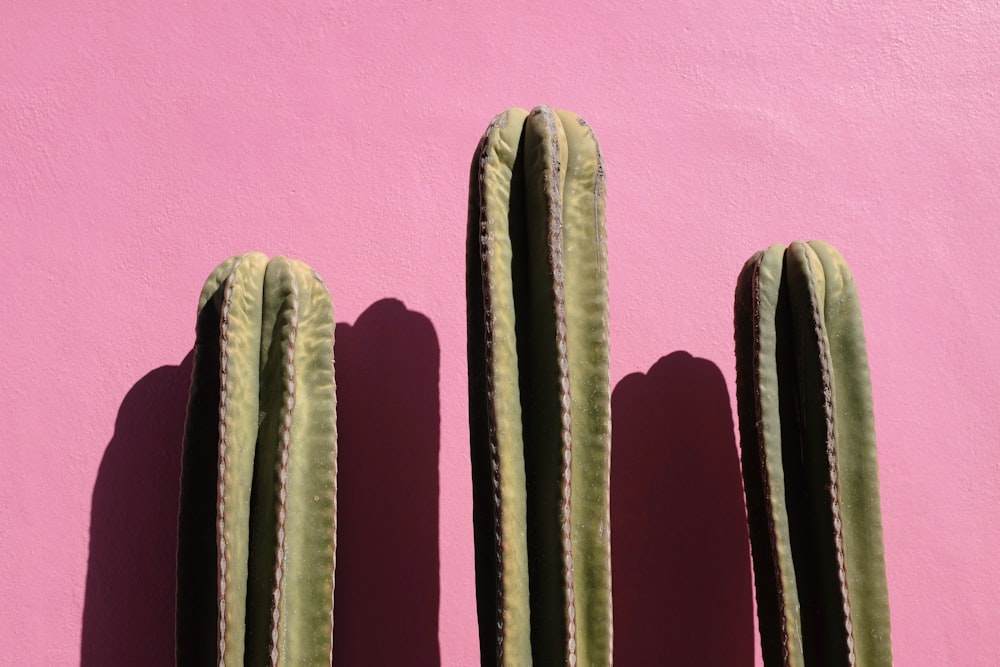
[3,1,998,664]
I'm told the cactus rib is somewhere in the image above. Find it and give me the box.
[735,244,804,667]
[785,241,892,666]
[558,109,612,667]
[469,106,533,666]
[178,251,268,666]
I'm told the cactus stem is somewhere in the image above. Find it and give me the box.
[468,106,611,667]
[736,241,891,667]
[178,253,336,667]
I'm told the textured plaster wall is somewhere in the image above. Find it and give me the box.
[2,1,998,664]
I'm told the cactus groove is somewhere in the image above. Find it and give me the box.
[734,241,892,667]
[177,253,338,667]
[467,106,612,667]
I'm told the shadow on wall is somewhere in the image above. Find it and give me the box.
[332,299,441,665]
[611,351,755,665]
[81,298,441,665]
[81,353,193,666]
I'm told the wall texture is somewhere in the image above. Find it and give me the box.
[2,1,998,664]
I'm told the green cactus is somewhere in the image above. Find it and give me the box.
[734,241,892,667]
[176,252,338,666]
[467,106,612,666]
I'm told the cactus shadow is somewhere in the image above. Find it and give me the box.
[81,352,193,666]
[332,298,441,665]
[611,351,754,666]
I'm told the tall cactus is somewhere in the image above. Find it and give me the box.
[467,106,613,666]
[176,252,338,666]
[734,241,892,667]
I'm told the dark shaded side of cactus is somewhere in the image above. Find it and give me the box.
[176,277,225,665]
[734,245,804,667]
[178,253,268,666]
[785,241,892,667]
[468,107,533,667]
[467,126,496,666]
[520,106,574,666]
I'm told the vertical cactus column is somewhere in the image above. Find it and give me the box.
[177,253,338,666]
[467,106,613,666]
[734,241,892,667]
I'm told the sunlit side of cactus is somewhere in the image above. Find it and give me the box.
[176,253,338,666]
[467,106,612,667]
[734,241,891,667]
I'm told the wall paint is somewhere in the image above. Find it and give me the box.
[2,1,998,664]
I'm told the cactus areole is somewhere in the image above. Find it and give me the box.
[467,107,613,666]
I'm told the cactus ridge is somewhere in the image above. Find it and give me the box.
[178,253,337,667]
[735,241,891,667]
[471,106,533,666]
[468,106,611,667]
[735,245,803,667]
[557,109,612,667]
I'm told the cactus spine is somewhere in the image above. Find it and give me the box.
[467,106,612,666]
[177,253,338,666]
[734,241,892,667]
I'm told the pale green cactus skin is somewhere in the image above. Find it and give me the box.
[735,241,891,667]
[177,253,337,667]
[468,106,612,667]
